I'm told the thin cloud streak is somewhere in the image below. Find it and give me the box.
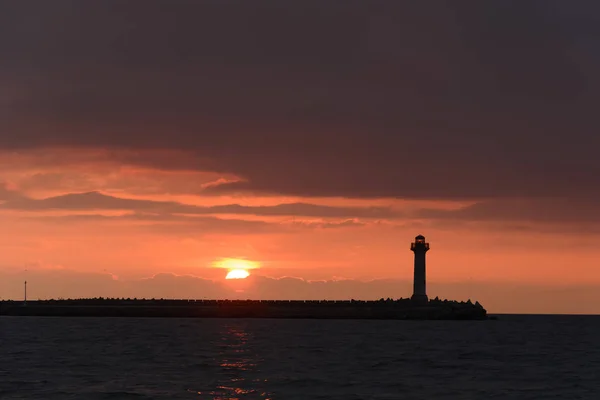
[0,190,399,219]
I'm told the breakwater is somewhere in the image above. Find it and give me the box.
[0,298,487,320]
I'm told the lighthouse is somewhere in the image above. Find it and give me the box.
[411,234,429,305]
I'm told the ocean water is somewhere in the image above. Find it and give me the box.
[0,315,599,399]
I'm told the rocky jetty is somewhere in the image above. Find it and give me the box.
[0,297,487,320]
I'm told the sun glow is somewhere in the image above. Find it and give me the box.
[213,258,259,270]
[213,258,259,280]
[225,269,250,279]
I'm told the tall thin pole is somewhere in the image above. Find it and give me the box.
[24,281,27,306]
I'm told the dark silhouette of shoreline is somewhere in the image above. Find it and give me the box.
[0,297,487,320]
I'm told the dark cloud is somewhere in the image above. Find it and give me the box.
[1,1,599,199]
[4,187,599,234]
[3,191,160,211]
[207,203,394,219]
[0,191,397,218]
[416,198,600,223]
[25,213,366,235]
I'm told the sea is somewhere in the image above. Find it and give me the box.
[0,315,599,399]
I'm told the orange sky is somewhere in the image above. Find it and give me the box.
[1,148,599,314]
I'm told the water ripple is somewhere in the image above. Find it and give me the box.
[1,315,599,399]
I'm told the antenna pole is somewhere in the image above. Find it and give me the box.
[24,281,27,306]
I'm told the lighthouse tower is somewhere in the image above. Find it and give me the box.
[410,234,429,305]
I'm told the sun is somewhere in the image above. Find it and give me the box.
[213,258,258,280]
[226,269,250,279]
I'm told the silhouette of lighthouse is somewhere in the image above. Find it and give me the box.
[411,234,429,305]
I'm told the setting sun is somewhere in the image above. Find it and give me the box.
[226,269,250,279]
[214,258,258,280]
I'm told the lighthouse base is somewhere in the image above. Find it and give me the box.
[411,294,429,306]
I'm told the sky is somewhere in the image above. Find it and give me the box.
[1,1,600,314]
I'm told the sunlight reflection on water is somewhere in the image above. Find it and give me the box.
[190,323,272,400]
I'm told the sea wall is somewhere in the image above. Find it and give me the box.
[0,299,487,320]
